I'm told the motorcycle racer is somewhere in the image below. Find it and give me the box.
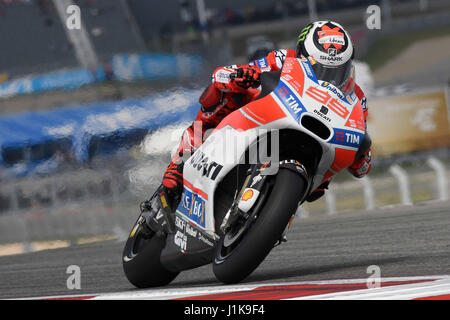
[142,21,372,221]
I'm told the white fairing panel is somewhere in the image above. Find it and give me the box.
[176,57,365,234]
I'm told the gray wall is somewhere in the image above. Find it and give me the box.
[0,0,144,77]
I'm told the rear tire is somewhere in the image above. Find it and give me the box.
[122,218,179,288]
[213,168,306,284]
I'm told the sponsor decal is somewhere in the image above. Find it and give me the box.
[175,213,213,247]
[189,151,223,181]
[280,159,302,166]
[274,50,286,63]
[313,109,332,122]
[160,193,168,209]
[175,215,186,231]
[317,25,345,50]
[319,36,345,47]
[331,129,364,149]
[174,231,187,251]
[274,81,306,122]
[214,69,232,84]
[320,81,347,102]
[281,74,304,94]
[346,133,361,144]
[257,57,268,68]
[177,187,206,228]
[181,193,191,213]
[197,233,214,247]
[319,55,343,62]
[241,189,254,201]
[279,160,308,179]
[335,131,345,142]
[300,60,317,82]
[297,24,313,43]
[282,59,295,74]
[186,224,197,238]
[250,175,263,188]
[346,118,365,130]
[361,97,368,112]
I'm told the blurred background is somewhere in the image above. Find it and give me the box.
[0,0,449,256]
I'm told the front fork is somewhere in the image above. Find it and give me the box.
[220,160,311,242]
[220,162,271,234]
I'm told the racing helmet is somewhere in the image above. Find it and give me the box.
[297,21,355,95]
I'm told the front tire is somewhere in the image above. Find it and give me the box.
[122,216,179,288]
[213,168,306,284]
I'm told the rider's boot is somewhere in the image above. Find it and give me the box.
[139,161,184,236]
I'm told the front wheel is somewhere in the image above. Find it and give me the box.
[213,168,306,284]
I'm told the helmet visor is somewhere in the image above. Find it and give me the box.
[311,60,353,90]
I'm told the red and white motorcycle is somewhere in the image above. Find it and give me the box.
[122,57,371,287]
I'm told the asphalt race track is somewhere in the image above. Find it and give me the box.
[1,200,449,299]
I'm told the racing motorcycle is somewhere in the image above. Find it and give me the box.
[122,57,371,287]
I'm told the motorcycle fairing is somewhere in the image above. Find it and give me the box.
[166,57,365,256]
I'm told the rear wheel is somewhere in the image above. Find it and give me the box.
[213,168,306,284]
[122,215,179,288]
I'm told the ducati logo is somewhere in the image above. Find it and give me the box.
[320,106,329,115]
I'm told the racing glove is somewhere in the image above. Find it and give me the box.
[213,65,261,93]
[231,66,261,89]
[348,149,372,178]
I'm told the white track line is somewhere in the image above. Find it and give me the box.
[17,275,450,300]
[291,278,450,300]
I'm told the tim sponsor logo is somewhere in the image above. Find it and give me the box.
[276,85,305,116]
[257,58,268,68]
[345,132,360,144]
[335,130,361,146]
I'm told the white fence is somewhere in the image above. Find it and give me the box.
[304,156,449,216]
[0,156,449,249]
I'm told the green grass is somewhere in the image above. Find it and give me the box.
[363,24,450,71]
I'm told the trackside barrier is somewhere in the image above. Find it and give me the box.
[0,89,201,168]
[389,164,413,205]
[325,184,337,215]
[0,68,106,99]
[0,53,204,99]
[324,176,377,215]
[0,158,448,246]
[318,159,449,215]
[360,176,375,210]
[427,157,449,201]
